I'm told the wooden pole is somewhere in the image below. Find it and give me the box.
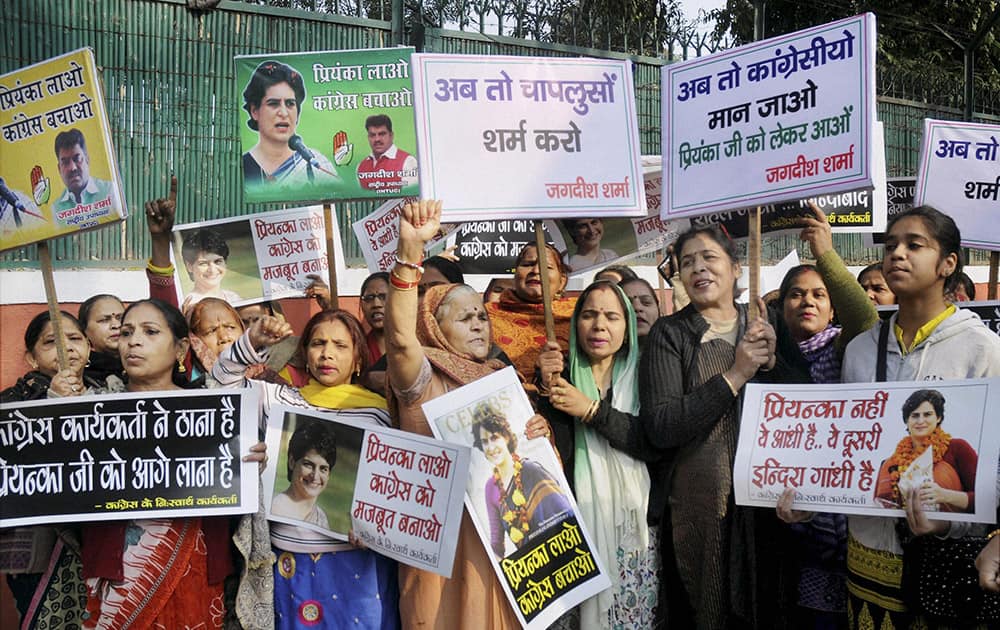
[323,203,340,310]
[990,251,999,300]
[748,206,762,319]
[533,221,556,342]
[658,245,668,315]
[38,241,69,371]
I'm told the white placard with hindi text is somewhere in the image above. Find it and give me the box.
[913,119,1000,250]
[734,379,1000,523]
[661,13,877,219]
[412,54,646,222]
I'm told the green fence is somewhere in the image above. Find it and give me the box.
[1,0,996,269]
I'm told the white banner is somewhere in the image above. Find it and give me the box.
[171,205,346,310]
[412,54,646,222]
[734,379,1000,522]
[661,13,877,219]
[422,367,611,629]
[351,197,456,274]
[913,119,1000,250]
[262,405,470,577]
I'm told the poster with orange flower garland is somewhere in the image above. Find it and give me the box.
[422,366,611,629]
[733,378,1000,523]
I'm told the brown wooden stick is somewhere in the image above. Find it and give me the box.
[323,203,340,310]
[38,241,69,371]
[534,221,556,342]
[748,206,762,319]
[989,251,998,300]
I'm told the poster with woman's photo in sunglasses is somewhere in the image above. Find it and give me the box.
[235,48,418,204]
[423,366,611,629]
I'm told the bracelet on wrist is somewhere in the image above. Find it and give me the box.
[389,267,420,291]
[146,259,174,276]
[581,399,600,423]
[394,254,424,274]
[988,528,1000,540]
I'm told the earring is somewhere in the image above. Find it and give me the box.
[177,358,186,373]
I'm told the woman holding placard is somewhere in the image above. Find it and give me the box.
[1,310,101,627]
[29,298,266,629]
[486,241,575,385]
[385,199,557,629]
[771,203,877,628]
[840,205,1000,628]
[535,279,661,629]
[213,308,400,629]
[632,223,785,629]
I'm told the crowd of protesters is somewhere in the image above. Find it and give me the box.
[2,192,999,630]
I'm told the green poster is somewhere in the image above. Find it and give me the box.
[235,47,418,203]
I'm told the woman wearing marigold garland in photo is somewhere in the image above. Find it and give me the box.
[873,389,977,513]
[472,406,571,558]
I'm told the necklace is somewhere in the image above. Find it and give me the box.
[494,454,529,545]
[885,426,951,505]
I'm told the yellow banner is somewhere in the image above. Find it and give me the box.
[0,48,126,253]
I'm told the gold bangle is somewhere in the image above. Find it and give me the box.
[581,399,600,423]
[146,259,174,276]
[988,529,1000,540]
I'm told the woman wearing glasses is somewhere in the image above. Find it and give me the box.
[359,272,390,364]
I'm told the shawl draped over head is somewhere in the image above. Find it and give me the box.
[416,284,507,385]
[486,287,575,382]
[568,281,651,626]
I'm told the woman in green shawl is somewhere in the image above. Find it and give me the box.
[536,279,661,629]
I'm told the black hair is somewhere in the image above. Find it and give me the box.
[242,61,306,131]
[857,263,883,284]
[424,256,464,284]
[470,404,518,454]
[672,224,739,267]
[54,128,86,156]
[181,229,230,265]
[901,389,945,425]
[286,420,338,481]
[121,299,191,388]
[777,264,822,306]
[299,309,369,381]
[24,310,86,352]
[619,277,661,315]
[78,294,124,328]
[575,280,632,357]
[596,264,638,282]
[360,271,390,296]
[884,205,964,295]
[365,114,393,132]
[954,271,975,300]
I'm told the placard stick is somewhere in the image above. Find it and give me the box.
[989,251,998,300]
[748,206,762,319]
[533,221,556,342]
[658,245,668,315]
[37,241,68,371]
[323,203,340,310]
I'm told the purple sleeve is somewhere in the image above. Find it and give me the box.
[484,478,504,557]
